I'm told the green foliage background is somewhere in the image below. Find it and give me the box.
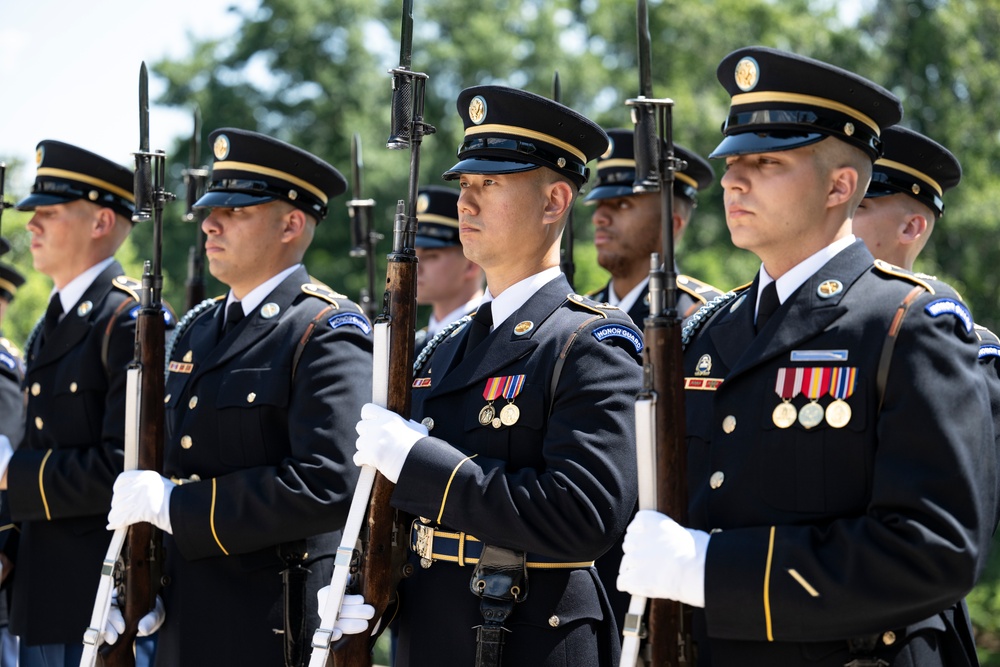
[3,0,1000,659]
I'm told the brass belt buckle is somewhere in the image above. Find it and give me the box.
[412,522,435,569]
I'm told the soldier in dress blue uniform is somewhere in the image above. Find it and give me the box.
[105,128,373,667]
[852,126,1000,537]
[617,47,997,666]
[413,185,484,352]
[586,129,725,325]
[351,85,644,666]
[1,140,161,667]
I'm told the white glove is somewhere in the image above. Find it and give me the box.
[316,587,377,640]
[617,509,710,608]
[0,435,12,479]
[107,470,176,534]
[353,403,427,484]
[104,594,165,644]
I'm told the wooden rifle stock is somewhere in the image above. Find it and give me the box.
[620,1,694,664]
[98,62,171,666]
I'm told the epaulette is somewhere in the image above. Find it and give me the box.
[165,296,224,373]
[682,285,750,349]
[677,274,725,305]
[413,315,472,375]
[914,271,939,282]
[301,282,349,309]
[111,275,142,301]
[565,292,612,318]
[873,259,937,295]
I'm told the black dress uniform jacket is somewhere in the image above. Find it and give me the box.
[391,274,643,667]
[683,241,995,666]
[158,267,371,666]
[590,273,724,327]
[0,336,23,445]
[5,262,139,645]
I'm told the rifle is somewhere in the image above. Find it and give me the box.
[80,62,174,667]
[620,1,693,666]
[552,72,576,289]
[308,2,433,665]
[182,107,210,311]
[347,133,382,322]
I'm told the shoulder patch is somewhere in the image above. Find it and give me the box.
[924,298,973,333]
[328,312,372,335]
[566,292,611,318]
[873,259,936,295]
[592,323,643,354]
[302,282,349,308]
[677,275,725,304]
[112,275,142,301]
[0,349,17,373]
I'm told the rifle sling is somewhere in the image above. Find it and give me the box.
[469,545,527,667]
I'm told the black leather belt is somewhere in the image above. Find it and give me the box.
[410,521,594,569]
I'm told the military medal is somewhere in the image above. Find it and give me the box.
[481,377,504,426]
[772,367,802,429]
[479,405,495,426]
[825,366,857,428]
[798,367,831,429]
[500,404,520,427]
[481,375,525,428]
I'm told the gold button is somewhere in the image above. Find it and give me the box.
[722,415,736,433]
[882,630,896,646]
[188,396,198,409]
[189,474,201,482]
[710,471,725,489]
[164,394,171,404]
[247,392,256,403]
[421,417,434,431]
[31,383,40,396]
[34,416,43,430]
[69,382,78,393]
[181,435,193,449]
[548,615,560,627]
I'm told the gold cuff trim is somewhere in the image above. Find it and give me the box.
[874,158,943,196]
[436,454,478,525]
[0,278,16,296]
[212,161,328,204]
[787,568,820,597]
[0,523,19,533]
[764,525,775,641]
[210,478,229,555]
[39,449,53,521]
[36,168,136,203]
[465,124,587,163]
[731,91,880,136]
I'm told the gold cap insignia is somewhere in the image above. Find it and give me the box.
[557,157,567,168]
[183,350,193,363]
[260,302,281,319]
[36,146,44,166]
[88,190,99,201]
[417,192,430,214]
[469,95,488,125]
[77,300,93,316]
[514,321,534,336]
[214,134,231,160]
[734,56,759,92]
[911,183,921,195]
[844,122,855,137]
[695,354,713,376]
[817,279,843,298]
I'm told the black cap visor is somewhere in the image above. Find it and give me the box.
[709,131,826,159]
[583,183,635,203]
[16,191,78,211]
[193,190,277,210]
[443,157,541,181]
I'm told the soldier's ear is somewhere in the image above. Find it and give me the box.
[280,206,308,241]
[91,206,118,239]
[542,178,574,226]
[827,166,859,209]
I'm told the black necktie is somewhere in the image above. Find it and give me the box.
[41,294,63,343]
[756,281,780,333]
[223,301,245,336]
[462,302,493,360]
